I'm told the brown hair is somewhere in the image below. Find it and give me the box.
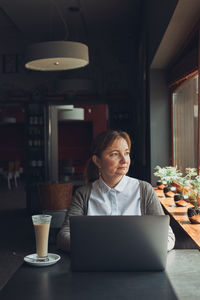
[84,130,131,183]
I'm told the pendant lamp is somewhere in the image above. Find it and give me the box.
[25,41,89,71]
[58,108,84,121]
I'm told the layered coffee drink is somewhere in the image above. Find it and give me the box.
[32,215,52,261]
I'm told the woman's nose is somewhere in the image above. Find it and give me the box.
[120,154,127,162]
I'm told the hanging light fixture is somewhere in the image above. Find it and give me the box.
[58,108,84,121]
[25,40,89,71]
[24,0,89,71]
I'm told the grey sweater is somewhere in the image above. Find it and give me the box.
[57,180,175,252]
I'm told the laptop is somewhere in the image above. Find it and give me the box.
[70,215,169,272]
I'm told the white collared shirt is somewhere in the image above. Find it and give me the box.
[87,175,141,216]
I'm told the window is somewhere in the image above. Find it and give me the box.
[172,73,198,173]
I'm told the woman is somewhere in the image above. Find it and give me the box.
[57,130,175,252]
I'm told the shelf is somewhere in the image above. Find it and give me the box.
[26,103,45,185]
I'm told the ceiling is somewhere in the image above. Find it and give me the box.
[0,0,141,44]
[0,0,200,70]
[152,0,200,69]
[0,0,143,96]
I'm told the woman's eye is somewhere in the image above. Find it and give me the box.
[110,152,118,157]
[125,152,130,156]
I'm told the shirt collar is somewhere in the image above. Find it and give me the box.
[98,175,127,193]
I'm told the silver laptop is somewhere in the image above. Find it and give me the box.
[70,215,169,272]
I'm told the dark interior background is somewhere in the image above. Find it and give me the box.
[0,0,200,209]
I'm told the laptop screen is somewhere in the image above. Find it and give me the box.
[70,215,169,272]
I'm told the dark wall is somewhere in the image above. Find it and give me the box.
[150,69,171,186]
[144,0,178,65]
[143,0,178,185]
[107,0,178,183]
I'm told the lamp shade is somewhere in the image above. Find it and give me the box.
[25,41,89,71]
[58,108,84,120]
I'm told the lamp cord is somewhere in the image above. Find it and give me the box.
[50,0,69,40]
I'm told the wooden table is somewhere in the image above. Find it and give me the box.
[155,188,200,249]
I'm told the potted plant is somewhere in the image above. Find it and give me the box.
[187,174,200,224]
[154,165,182,196]
[175,168,197,201]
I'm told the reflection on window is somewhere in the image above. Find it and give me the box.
[173,74,198,173]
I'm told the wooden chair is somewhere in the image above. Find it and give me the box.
[38,182,73,211]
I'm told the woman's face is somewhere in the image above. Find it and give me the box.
[92,137,130,184]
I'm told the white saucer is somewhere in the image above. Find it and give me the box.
[24,253,61,267]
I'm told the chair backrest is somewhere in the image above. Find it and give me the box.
[8,161,15,172]
[38,182,73,211]
[15,160,20,171]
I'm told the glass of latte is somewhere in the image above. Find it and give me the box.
[32,215,52,261]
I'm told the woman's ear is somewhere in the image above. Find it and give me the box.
[92,154,101,168]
